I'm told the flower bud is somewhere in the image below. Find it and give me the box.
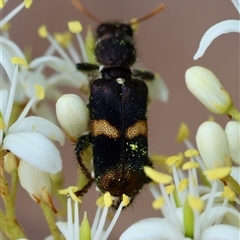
[185,66,232,114]
[196,121,231,170]
[56,94,89,142]
[18,160,56,211]
[225,121,240,165]
[4,152,19,173]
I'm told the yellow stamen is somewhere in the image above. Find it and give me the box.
[151,154,169,166]
[152,196,165,209]
[165,155,181,166]
[104,192,112,207]
[80,212,91,240]
[34,85,45,100]
[0,0,5,8]
[58,186,81,202]
[187,195,203,211]
[184,149,199,158]
[96,196,104,208]
[122,194,130,207]
[58,186,79,195]
[176,122,190,142]
[144,166,172,184]
[165,185,175,194]
[182,161,199,170]
[221,186,236,201]
[54,31,72,48]
[68,21,83,33]
[38,25,48,38]
[178,178,189,192]
[24,0,32,9]
[11,57,28,68]
[204,167,231,180]
[1,22,11,31]
[130,18,139,32]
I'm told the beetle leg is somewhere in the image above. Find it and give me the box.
[74,133,94,197]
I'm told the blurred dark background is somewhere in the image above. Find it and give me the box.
[2,0,239,239]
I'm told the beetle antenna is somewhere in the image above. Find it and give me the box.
[71,0,102,23]
[131,3,165,25]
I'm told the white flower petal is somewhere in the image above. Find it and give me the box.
[199,205,240,229]
[3,132,62,173]
[194,20,240,60]
[0,36,26,59]
[8,116,65,145]
[30,56,75,73]
[56,221,70,239]
[0,89,9,117]
[146,76,169,103]
[18,160,52,201]
[120,218,183,240]
[196,121,231,169]
[201,224,240,240]
[0,46,16,81]
[225,121,240,165]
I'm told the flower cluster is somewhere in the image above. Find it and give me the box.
[120,0,240,239]
[0,0,239,240]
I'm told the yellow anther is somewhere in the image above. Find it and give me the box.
[144,166,172,184]
[184,149,199,158]
[187,195,203,211]
[166,155,181,167]
[221,186,236,201]
[11,57,28,68]
[58,186,81,202]
[204,167,231,180]
[165,185,175,194]
[178,178,189,192]
[34,85,45,100]
[54,31,72,48]
[176,122,190,142]
[1,23,11,31]
[130,18,139,32]
[182,161,199,170]
[38,25,48,38]
[122,194,130,207]
[152,196,165,210]
[0,0,5,8]
[104,192,112,207]
[96,196,104,208]
[24,0,32,9]
[68,21,83,33]
[151,154,169,166]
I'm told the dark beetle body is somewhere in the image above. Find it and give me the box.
[75,22,153,208]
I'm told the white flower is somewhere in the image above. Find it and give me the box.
[194,0,240,60]
[120,154,240,240]
[56,187,128,240]
[196,121,231,170]
[185,66,232,114]
[225,121,240,165]
[0,58,64,174]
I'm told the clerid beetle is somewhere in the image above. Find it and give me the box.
[71,0,165,209]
